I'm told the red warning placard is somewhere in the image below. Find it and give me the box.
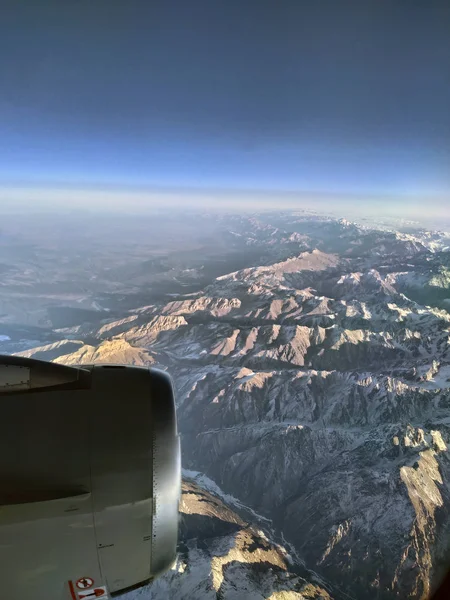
[78,587,108,599]
[76,577,94,589]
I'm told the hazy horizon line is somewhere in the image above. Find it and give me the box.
[0,179,448,201]
[0,182,448,227]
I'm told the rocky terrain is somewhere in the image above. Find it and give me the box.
[4,211,450,599]
[121,477,332,600]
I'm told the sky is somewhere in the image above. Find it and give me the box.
[0,1,449,212]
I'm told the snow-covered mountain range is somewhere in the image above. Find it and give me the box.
[7,212,450,599]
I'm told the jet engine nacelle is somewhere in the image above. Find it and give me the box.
[0,355,181,600]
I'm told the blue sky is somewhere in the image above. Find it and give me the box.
[0,1,449,204]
